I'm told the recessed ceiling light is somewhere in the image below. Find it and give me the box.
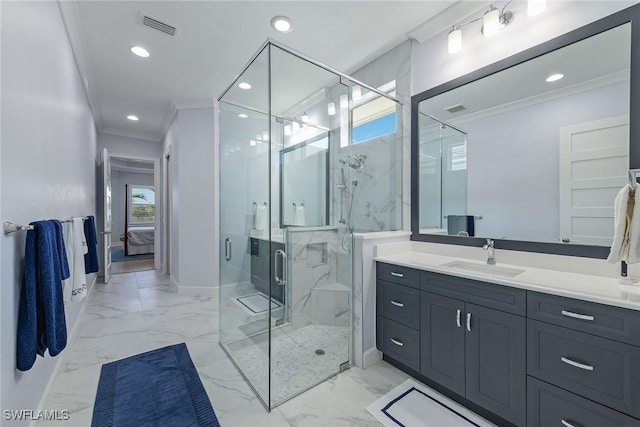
[271,16,292,33]
[126,115,139,121]
[238,82,251,90]
[130,46,150,58]
[546,73,564,82]
[238,113,248,119]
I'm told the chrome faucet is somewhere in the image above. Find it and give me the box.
[483,239,496,265]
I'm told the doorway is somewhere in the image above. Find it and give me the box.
[102,152,161,278]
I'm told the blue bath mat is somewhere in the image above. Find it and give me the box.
[92,343,219,427]
[111,247,154,262]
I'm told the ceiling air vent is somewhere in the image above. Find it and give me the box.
[445,103,466,114]
[143,15,176,37]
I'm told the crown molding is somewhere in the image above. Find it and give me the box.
[57,0,104,128]
[99,126,162,142]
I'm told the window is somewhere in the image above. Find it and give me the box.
[129,186,155,224]
[450,143,467,171]
[352,89,397,144]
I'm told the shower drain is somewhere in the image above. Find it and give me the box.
[314,349,325,355]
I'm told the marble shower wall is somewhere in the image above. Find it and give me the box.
[347,40,412,232]
[287,227,350,329]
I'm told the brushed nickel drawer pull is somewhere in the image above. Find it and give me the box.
[561,420,578,427]
[561,310,594,321]
[466,312,472,332]
[390,272,404,278]
[390,338,404,347]
[391,300,404,308]
[456,309,461,328]
[561,356,594,371]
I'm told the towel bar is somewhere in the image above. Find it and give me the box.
[4,217,90,235]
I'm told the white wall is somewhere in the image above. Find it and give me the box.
[1,1,97,422]
[98,132,162,159]
[111,170,155,242]
[162,108,217,288]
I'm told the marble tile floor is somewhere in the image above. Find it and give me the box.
[36,270,413,427]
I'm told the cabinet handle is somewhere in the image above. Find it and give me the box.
[225,238,232,261]
[456,309,461,328]
[466,312,472,332]
[561,310,594,321]
[561,419,579,427]
[390,338,404,347]
[561,356,594,371]
[391,300,404,308]
[390,272,404,278]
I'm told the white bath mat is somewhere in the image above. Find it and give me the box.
[235,292,282,315]
[366,379,496,427]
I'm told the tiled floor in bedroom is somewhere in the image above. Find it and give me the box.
[37,270,411,426]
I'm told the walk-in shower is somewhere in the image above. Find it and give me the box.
[218,41,400,410]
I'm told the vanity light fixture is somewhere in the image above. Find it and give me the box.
[284,125,292,136]
[130,46,150,58]
[301,112,309,123]
[546,73,564,82]
[528,0,547,16]
[447,1,520,54]
[126,115,139,121]
[271,16,292,33]
[482,5,501,37]
[238,113,248,119]
[352,86,362,100]
[327,102,336,116]
[448,27,463,54]
[238,82,251,90]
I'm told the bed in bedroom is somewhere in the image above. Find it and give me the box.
[125,226,155,255]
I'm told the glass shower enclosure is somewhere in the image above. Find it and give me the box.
[418,113,469,235]
[218,41,400,409]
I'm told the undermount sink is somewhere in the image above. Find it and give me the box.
[441,261,525,278]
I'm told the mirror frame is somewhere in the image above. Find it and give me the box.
[411,3,640,258]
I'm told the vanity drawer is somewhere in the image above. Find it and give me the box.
[379,317,420,371]
[421,272,526,316]
[528,377,640,427]
[377,263,420,289]
[528,320,640,418]
[378,280,420,329]
[528,292,640,346]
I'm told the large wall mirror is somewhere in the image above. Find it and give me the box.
[411,4,640,258]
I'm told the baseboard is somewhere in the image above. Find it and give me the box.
[363,347,383,369]
[178,285,219,297]
[30,274,98,427]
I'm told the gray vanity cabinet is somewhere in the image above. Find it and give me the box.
[250,238,284,303]
[419,292,465,395]
[420,292,526,426]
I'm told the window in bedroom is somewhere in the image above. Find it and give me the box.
[129,186,155,224]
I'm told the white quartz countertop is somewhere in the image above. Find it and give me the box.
[374,251,640,311]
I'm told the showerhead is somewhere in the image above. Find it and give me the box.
[340,153,366,170]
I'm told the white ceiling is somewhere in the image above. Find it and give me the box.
[59,0,458,142]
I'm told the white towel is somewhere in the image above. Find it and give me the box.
[62,218,88,301]
[254,205,267,231]
[607,184,640,264]
[293,206,305,226]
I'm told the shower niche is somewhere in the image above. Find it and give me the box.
[218,41,401,409]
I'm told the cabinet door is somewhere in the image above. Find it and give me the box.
[465,303,526,427]
[420,292,465,396]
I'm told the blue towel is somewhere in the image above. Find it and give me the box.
[84,215,100,274]
[17,221,70,371]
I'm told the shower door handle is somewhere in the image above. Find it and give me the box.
[224,238,232,261]
[274,249,286,286]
